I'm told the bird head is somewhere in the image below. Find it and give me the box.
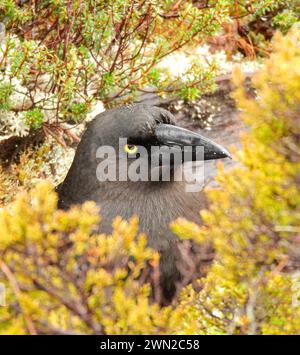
[60,104,231,203]
[93,104,230,178]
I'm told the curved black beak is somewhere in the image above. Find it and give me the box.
[155,124,232,161]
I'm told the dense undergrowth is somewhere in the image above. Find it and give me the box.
[0,28,299,334]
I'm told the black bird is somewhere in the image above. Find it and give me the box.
[58,104,231,301]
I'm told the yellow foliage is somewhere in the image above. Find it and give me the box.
[0,182,176,335]
[172,29,300,335]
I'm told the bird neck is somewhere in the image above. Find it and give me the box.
[97,180,204,237]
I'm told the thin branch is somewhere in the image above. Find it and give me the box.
[0,261,37,335]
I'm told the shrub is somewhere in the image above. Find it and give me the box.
[1,6,300,336]
[0,0,287,130]
[172,29,300,335]
[0,182,180,334]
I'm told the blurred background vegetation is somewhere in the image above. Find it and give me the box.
[0,0,300,334]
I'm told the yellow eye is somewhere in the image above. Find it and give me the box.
[124,143,138,154]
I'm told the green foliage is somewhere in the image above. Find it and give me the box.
[273,9,299,34]
[21,108,44,130]
[223,0,300,58]
[0,0,289,130]
[172,29,300,335]
[0,0,228,126]
[229,0,283,17]
[0,82,13,110]
[271,1,300,33]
